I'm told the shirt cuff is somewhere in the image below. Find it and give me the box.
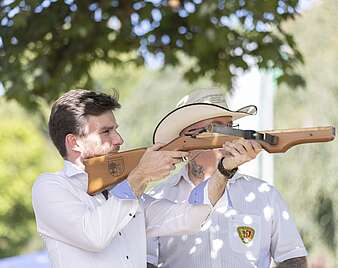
[147,255,158,266]
[275,247,308,263]
[188,180,211,205]
[110,180,137,200]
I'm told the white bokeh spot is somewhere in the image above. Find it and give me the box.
[243,215,253,225]
[258,183,271,193]
[211,239,224,259]
[282,210,290,220]
[263,205,274,221]
[189,246,197,255]
[245,192,256,202]
[195,237,202,245]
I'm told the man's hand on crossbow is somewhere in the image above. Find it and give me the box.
[207,139,262,206]
[221,138,262,170]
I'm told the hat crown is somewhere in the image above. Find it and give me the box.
[153,88,257,144]
[176,88,229,109]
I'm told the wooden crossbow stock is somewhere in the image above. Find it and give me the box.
[84,124,335,195]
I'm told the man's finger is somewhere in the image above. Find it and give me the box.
[225,141,243,154]
[170,163,176,170]
[236,138,251,148]
[232,142,247,154]
[236,139,257,155]
[250,140,263,152]
[148,143,165,151]
[223,144,240,157]
[171,158,183,165]
[163,150,189,158]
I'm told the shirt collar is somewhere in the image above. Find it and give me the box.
[63,160,87,178]
[169,164,192,187]
[228,171,250,184]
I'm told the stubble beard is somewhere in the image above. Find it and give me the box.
[80,135,120,158]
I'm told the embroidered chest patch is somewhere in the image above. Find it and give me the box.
[237,226,255,244]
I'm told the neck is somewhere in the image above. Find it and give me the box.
[188,160,204,185]
[65,155,85,170]
[188,160,216,186]
[187,150,222,185]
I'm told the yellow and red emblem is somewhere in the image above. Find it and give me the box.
[237,226,255,244]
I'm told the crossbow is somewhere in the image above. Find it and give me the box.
[84,125,335,195]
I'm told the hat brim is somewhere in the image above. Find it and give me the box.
[153,103,256,144]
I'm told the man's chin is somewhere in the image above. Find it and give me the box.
[109,146,120,154]
[81,148,120,159]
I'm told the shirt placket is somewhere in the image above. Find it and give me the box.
[121,208,145,268]
[118,229,135,268]
[208,186,233,268]
[209,204,228,267]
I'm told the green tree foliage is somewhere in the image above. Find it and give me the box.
[0,0,304,110]
[274,0,338,264]
[0,99,62,258]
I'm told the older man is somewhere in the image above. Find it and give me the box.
[32,89,261,268]
[147,89,308,268]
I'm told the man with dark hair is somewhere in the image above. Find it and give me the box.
[48,90,121,158]
[32,89,261,268]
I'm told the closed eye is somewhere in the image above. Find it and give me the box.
[99,124,119,135]
[100,129,112,135]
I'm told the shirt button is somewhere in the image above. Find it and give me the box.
[133,214,136,218]
[129,213,132,216]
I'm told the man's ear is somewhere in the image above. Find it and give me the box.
[65,133,82,153]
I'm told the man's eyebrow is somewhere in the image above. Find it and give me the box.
[99,125,118,131]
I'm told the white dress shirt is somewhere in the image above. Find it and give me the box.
[32,161,211,268]
[147,166,307,268]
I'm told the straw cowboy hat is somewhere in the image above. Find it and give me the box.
[152,88,257,144]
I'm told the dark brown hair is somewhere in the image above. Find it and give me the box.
[48,89,121,157]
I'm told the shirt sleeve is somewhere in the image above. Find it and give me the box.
[270,188,308,263]
[32,174,139,252]
[146,236,159,266]
[110,179,137,200]
[143,194,211,237]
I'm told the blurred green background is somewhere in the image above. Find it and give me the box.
[0,0,337,266]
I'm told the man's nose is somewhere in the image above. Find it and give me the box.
[112,131,124,146]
